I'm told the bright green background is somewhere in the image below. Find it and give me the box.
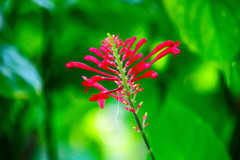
[0,0,240,160]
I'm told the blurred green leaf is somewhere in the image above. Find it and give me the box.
[184,62,220,94]
[15,20,45,59]
[0,43,42,99]
[150,99,231,160]
[117,0,142,4]
[0,9,4,32]
[166,63,236,146]
[163,0,240,64]
[224,59,240,97]
[32,0,55,11]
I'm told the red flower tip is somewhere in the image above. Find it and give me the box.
[89,47,103,57]
[133,84,141,89]
[132,53,143,62]
[134,88,144,96]
[172,48,181,58]
[128,63,151,76]
[134,38,147,52]
[125,53,143,68]
[123,107,136,112]
[143,112,147,121]
[131,71,158,82]
[66,62,87,69]
[173,40,181,48]
[84,55,101,64]
[66,62,72,68]
[89,91,109,109]
[137,63,151,71]
[82,76,107,92]
[128,36,137,49]
[119,38,130,55]
[82,75,103,87]
[143,112,148,128]
[102,59,117,67]
[133,126,140,132]
[137,102,143,112]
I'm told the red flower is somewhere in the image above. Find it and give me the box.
[89,91,109,109]
[66,34,180,109]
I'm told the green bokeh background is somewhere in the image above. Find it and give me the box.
[0,0,240,160]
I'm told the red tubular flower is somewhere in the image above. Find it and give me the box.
[84,55,101,65]
[82,75,120,93]
[89,91,109,109]
[131,71,158,82]
[89,47,104,58]
[66,62,116,78]
[123,107,136,112]
[133,126,140,132]
[66,34,180,110]
[137,102,143,112]
[142,112,149,127]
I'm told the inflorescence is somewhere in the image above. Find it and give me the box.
[66,34,180,127]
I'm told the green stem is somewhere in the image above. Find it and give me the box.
[133,112,155,160]
[108,33,155,160]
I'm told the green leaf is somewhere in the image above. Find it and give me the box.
[163,0,240,64]
[165,69,236,146]
[15,21,45,59]
[32,0,55,11]
[117,0,143,4]
[0,43,42,99]
[224,59,240,96]
[0,9,4,32]
[184,62,220,94]
[149,99,231,160]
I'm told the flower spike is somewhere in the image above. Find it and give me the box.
[66,34,180,109]
[66,34,180,159]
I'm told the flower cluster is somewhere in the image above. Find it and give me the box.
[66,34,180,111]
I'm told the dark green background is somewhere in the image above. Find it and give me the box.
[0,0,240,160]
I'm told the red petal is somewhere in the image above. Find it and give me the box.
[127,63,151,76]
[131,71,158,82]
[84,55,101,65]
[98,63,119,74]
[102,59,117,67]
[84,87,90,93]
[66,62,116,78]
[150,46,180,64]
[82,76,107,91]
[127,36,137,50]
[127,38,147,63]
[125,53,143,68]
[129,108,136,112]
[89,95,98,101]
[98,98,105,109]
[134,38,147,53]
[131,40,174,70]
[119,38,130,55]
[89,47,104,58]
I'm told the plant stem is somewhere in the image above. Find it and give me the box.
[132,112,155,160]
[108,33,155,160]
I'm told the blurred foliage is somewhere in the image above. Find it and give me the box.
[0,0,240,160]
